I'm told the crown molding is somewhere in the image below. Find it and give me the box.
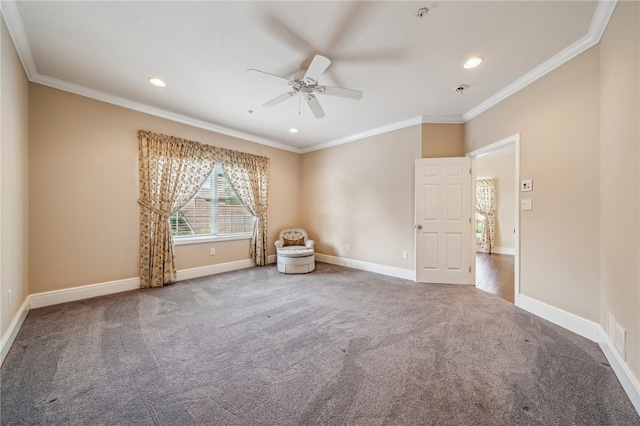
[1,0,37,80]
[1,0,301,154]
[32,74,301,153]
[462,0,618,122]
[301,114,465,153]
[3,0,618,154]
[300,116,423,153]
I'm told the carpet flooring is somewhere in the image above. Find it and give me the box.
[2,262,639,425]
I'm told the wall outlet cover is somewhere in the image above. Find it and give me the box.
[614,323,626,360]
[521,180,533,192]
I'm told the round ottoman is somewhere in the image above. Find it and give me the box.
[277,247,315,274]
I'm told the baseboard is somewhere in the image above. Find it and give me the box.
[4,260,638,417]
[0,297,30,365]
[476,247,515,255]
[176,259,255,281]
[30,277,140,309]
[598,331,640,414]
[517,294,600,342]
[3,259,261,365]
[517,294,639,416]
[315,253,415,281]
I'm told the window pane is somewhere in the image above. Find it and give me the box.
[170,166,255,238]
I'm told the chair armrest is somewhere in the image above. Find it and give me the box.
[275,240,283,249]
[305,239,315,249]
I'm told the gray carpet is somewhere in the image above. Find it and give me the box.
[2,262,638,425]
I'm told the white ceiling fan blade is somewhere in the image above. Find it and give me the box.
[303,55,331,83]
[305,95,325,118]
[263,91,296,108]
[246,69,292,85]
[318,86,363,100]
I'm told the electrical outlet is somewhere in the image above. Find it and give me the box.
[8,289,12,307]
[615,323,626,360]
[521,180,533,192]
[521,199,532,210]
[607,313,616,342]
[210,248,216,256]
[346,244,350,251]
[402,251,408,259]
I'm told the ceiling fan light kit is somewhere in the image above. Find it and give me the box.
[247,54,363,119]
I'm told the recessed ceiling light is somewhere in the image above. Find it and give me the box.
[464,57,483,69]
[149,78,166,87]
[289,128,298,134]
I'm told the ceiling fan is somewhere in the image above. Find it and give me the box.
[247,54,363,119]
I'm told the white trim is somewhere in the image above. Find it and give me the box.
[0,1,37,80]
[517,293,639,416]
[589,0,619,42]
[517,294,600,342]
[173,233,251,246]
[30,277,140,309]
[476,247,515,255]
[0,258,262,364]
[467,134,520,159]
[598,331,640,414]
[467,133,521,305]
[0,297,30,365]
[301,117,423,154]
[32,75,301,154]
[462,0,618,122]
[420,115,465,125]
[2,0,618,155]
[175,259,255,281]
[315,253,415,281]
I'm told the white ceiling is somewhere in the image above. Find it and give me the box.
[2,1,613,153]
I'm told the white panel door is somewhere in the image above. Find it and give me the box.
[415,157,472,284]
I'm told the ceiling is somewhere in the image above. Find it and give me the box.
[2,1,612,153]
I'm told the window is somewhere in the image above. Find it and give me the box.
[170,165,255,239]
[475,212,485,235]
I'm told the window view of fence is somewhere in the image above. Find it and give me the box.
[170,165,255,238]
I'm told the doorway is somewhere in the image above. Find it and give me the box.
[468,135,520,304]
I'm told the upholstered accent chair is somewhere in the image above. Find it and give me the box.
[275,228,315,274]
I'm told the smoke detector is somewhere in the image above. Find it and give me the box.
[454,85,469,95]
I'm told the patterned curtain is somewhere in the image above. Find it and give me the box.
[218,153,270,266]
[138,131,216,288]
[476,179,496,254]
[137,130,270,288]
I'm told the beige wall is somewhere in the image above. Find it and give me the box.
[599,0,640,380]
[29,84,301,293]
[300,125,421,269]
[421,123,464,158]
[465,47,601,322]
[1,17,30,339]
[476,152,516,252]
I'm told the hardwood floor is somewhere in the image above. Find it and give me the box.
[475,252,514,303]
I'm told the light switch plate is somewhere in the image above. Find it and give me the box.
[521,180,533,192]
[521,199,532,210]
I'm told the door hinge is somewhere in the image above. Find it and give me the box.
[469,218,472,224]
[469,169,472,175]
[469,267,472,273]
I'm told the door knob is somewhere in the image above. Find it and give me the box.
[416,224,422,229]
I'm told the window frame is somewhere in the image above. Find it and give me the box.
[170,165,255,244]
